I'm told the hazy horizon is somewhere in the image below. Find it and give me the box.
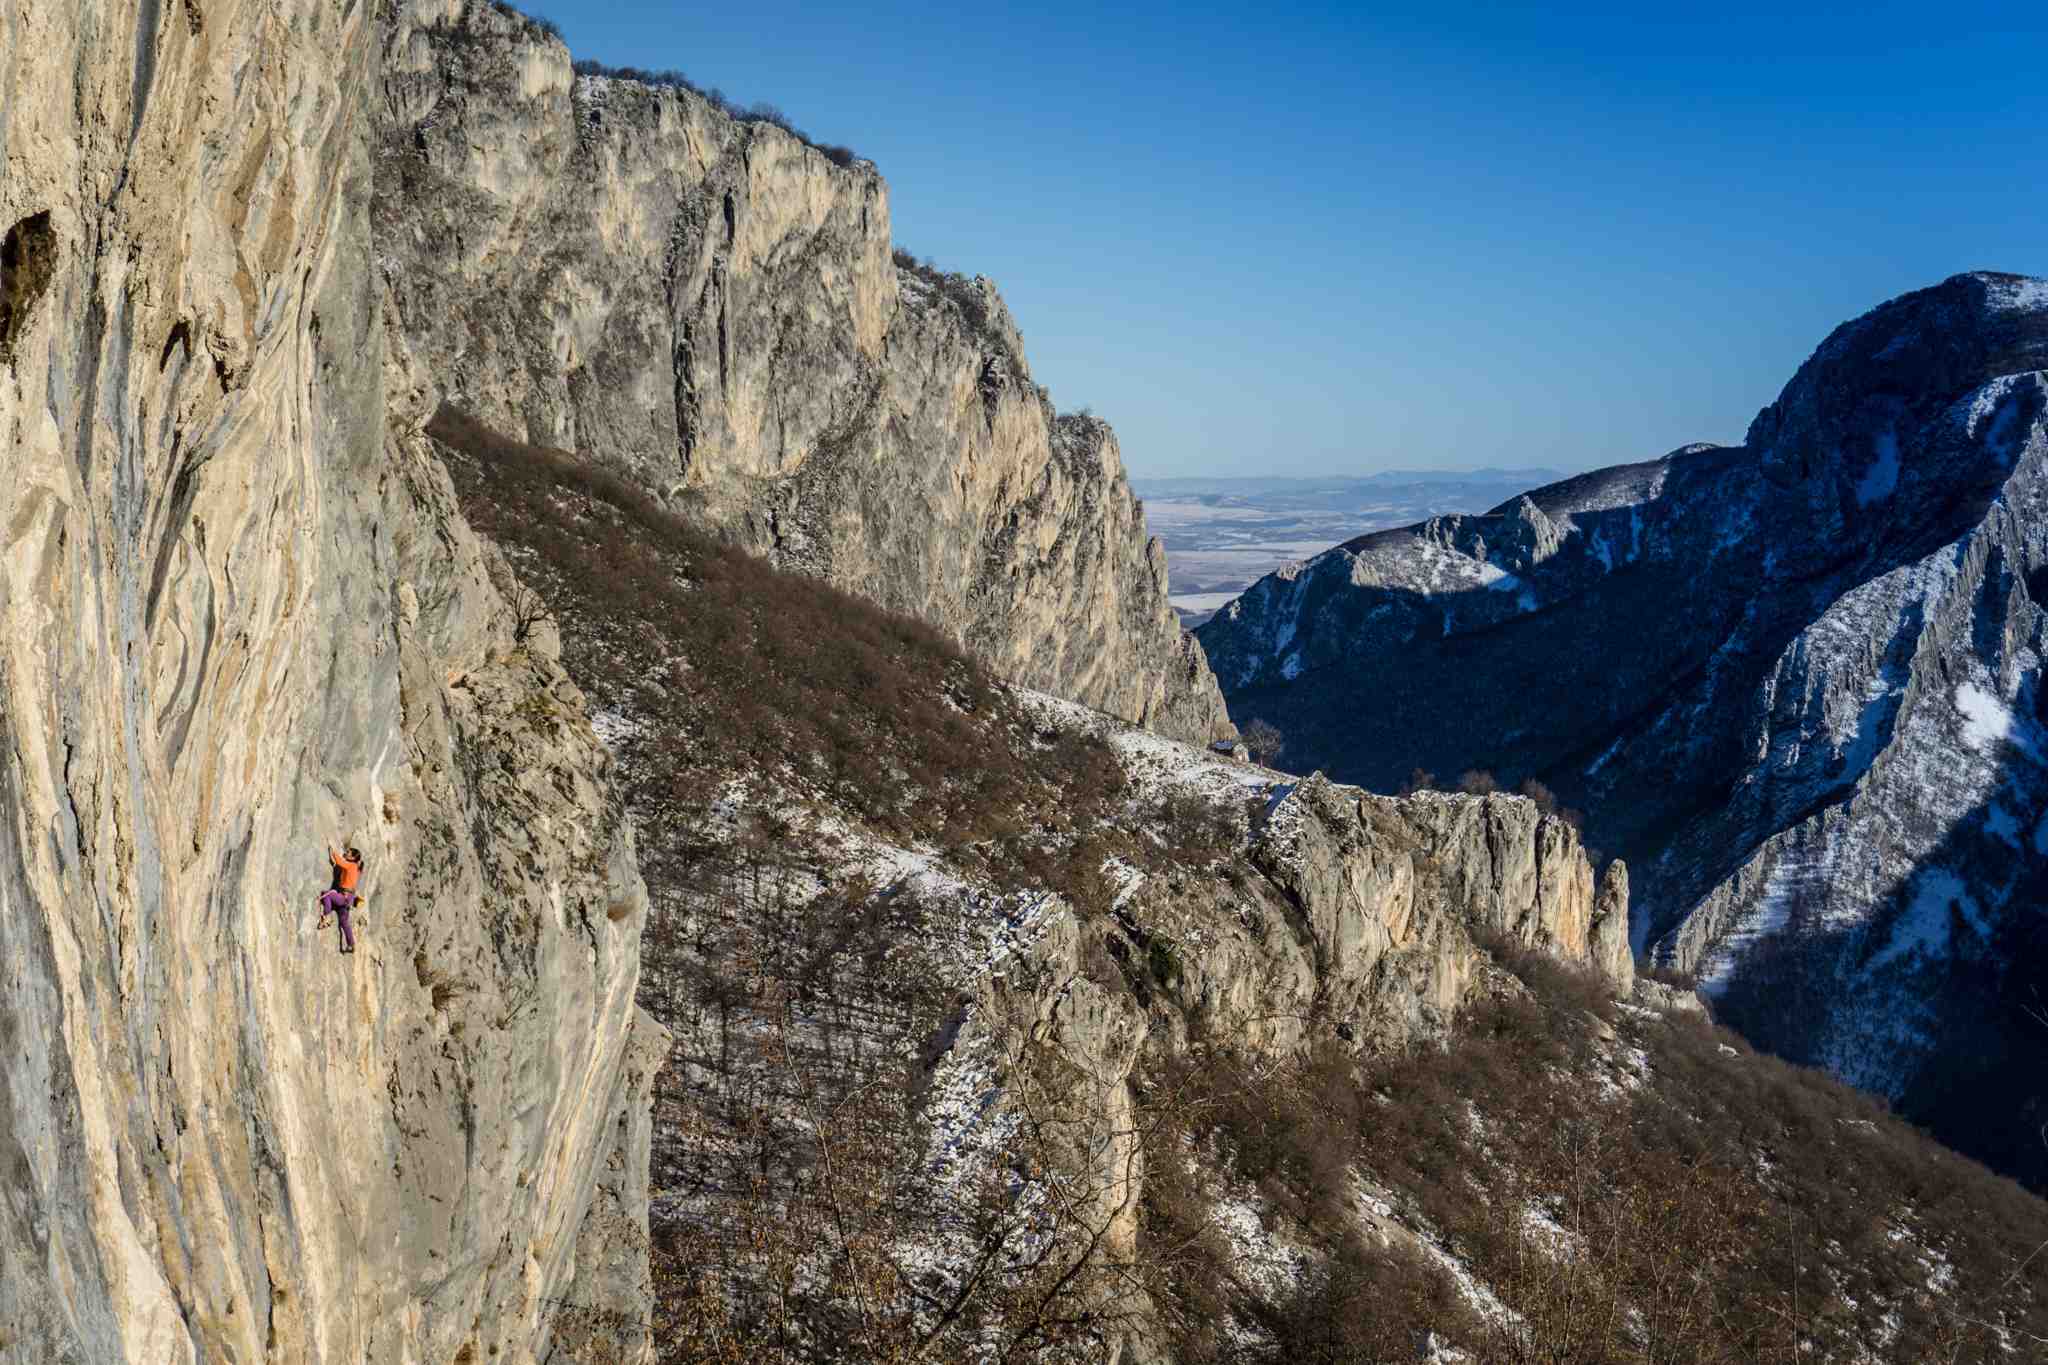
[1132,466,1569,488]
[539,1,2048,480]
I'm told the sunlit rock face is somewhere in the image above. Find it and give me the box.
[0,2,659,1359]
[374,1,1233,746]
[1198,272,2048,1184]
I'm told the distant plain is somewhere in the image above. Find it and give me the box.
[1135,469,1563,624]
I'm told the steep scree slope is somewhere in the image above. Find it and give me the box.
[1198,272,2048,1185]
[372,0,1231,746]
[0,2,658,1360]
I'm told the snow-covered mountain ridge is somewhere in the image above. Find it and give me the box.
[1196,271,2048,1186]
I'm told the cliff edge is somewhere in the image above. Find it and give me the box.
[374,0,1232,745]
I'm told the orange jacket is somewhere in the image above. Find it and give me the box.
[331,849,362,892]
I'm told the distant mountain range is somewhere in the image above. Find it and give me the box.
[1196,271,2048,1189]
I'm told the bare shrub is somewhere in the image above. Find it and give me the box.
[1638,960,1699,991]
[1456,768,1499,795]
[1240,718,1285,766]
[486,1,563,42]
[889,250,1006,351]
[1150,790,1236,863]
[506,580,553,644]
[1397,766,1438,796]
[1518,777,1585,832]
[569,58,864,167]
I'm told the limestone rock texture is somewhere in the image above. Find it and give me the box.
[985,766,1634,1131]
[898,752,1634,1358]
[1196,272,2048,1185]
[1122,773,1630,1055]
[0,1,658,1360]
[372,1,1232,745]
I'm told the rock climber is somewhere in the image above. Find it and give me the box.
[329,841,364,898]
[319,841,366,955]
[316,887,358,954]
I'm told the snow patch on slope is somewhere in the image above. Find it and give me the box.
[1955,681,2012,753]
[1984,275,2048,315]
[1699,841,1821,995]
[1869,868,1983,971]
[1855,428,1900,506]
[1958,373,2023,444]
[1211,1195,1308,1301]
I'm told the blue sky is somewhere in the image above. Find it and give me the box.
[538,1,2048,477]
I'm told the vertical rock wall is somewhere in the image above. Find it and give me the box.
[374,1,1233,744]
[0,1,656,1359]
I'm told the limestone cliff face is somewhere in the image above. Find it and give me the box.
[0,2,656,1360]
[373,0,1232,744]
[1051,775,1633,1065]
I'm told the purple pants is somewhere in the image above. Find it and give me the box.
[319,890,356,951]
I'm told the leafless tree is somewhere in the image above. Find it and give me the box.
[1241,719,1285,766]
[509,580,554,644]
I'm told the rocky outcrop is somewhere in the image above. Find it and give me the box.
[971,762,1630,1357]
[1196,272,2048,1184]
[373,1,1232,744]
[0,1,656,1359]
[1089,775,1632,1056]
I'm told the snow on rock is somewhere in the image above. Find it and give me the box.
[1955,679,2014,754]
[1985,274,2048,315]
[1089,697,1287,809]
[1211,1195,1309,1301]
[1518,1202,1584,1261]
[1698,838,1827,996]
[1869,867,1985,971]
[1856,427,1901,505]
[589,703,643,752]
[1959,373,2025,444]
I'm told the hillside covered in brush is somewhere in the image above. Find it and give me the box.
[432,407,2048,1362]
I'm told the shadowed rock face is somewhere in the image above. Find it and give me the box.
[1197,272,2048,1184]
[0,2,658,1360]
[373,1,1232,746]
